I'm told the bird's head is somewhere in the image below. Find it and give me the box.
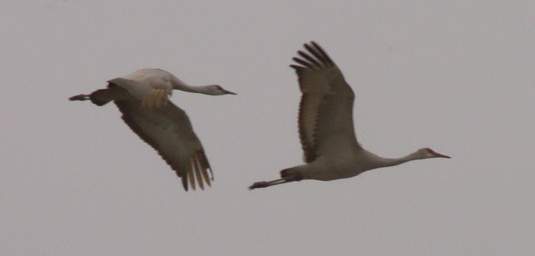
[202,85,237,95]
[416,148,451,159]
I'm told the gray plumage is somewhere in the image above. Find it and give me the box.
[250,42,450,190]
[70,68,235,191]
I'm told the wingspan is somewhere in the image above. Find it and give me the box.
[290,42,361,162]
[114,99,213,191]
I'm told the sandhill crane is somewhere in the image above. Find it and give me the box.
[249,42,450,190]
[70,68,236,191]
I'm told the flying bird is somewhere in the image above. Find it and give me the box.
[70,68,236,191]
[249,42,450,190]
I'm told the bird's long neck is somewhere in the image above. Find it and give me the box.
[375,152,421,168]
[176,85,213,94]
[171,79,215,94]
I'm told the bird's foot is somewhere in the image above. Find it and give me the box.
[69,94,89,101]
[249,181,269,190]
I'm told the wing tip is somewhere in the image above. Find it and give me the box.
[182,177,189,191]
[180,150,214,192]
[291,41,335,67]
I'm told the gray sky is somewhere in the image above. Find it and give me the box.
[1,0,534,255]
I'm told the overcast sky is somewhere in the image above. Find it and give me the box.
[1,0,534,255]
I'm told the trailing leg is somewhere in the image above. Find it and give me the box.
[248,168,303,190]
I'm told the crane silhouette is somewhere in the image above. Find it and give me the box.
[70,68,236,191]
[250,42,450,190]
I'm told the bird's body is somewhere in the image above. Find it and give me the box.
[294,150,377,181]
[249,42,449,190]
[70,68,236,191]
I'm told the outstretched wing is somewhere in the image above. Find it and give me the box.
[114,98,213,191]
[290,42,361,162]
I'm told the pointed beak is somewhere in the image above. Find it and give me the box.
[434,152,451,159]
[223,89,237,95]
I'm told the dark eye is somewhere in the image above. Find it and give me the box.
[216,86,223,90]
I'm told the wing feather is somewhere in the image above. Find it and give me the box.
[291,41,361,162]
[114,99,213,191]
[188,164,196,190]
[298,94,323,162]
[194,157,204,190]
